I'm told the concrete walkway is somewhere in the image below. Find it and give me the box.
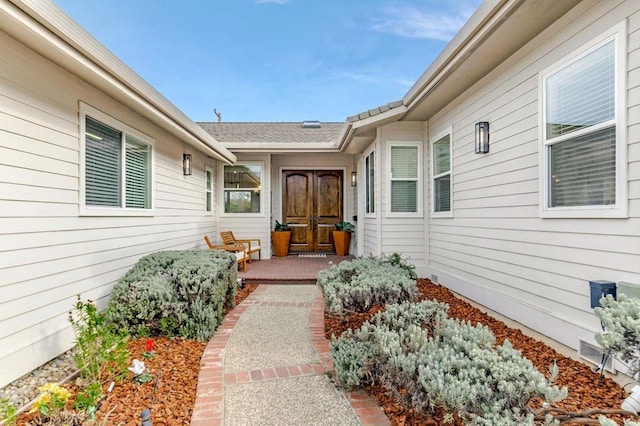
[190,284,390,426]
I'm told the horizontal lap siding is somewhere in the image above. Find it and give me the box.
[379,123,427,266]
[428,0,640,348]
[362,219,378,256]
[0,32,218,386]
[628,7,640,229]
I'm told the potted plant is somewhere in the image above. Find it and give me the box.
[332,221,354,256]
[271,220,291,257]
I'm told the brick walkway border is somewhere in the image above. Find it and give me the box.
[190,285,390,425]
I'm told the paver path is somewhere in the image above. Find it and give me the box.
[190,284,390,426]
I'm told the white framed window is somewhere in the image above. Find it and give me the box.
[387,142,422,216]
[431,130,452,216]
[221,162,263,215]
[80,103,154,216]
[205,166,213,214]
[540,22,627,218]
[365,148,376,215]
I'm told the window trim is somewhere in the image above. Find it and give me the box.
[538,21,627,219]
[205,166,213,215]
[219,161,265,217]
[430,128,453,218]
[364,146,376,217]
[386,141,423,217]
[79,103,155,217]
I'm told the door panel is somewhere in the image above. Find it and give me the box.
[283,171,313,252]
[315,171,342,252]
[283,170,343,252]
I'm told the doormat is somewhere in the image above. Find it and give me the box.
[298,253,327,258]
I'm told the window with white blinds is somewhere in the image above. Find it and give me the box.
[388,144,421,215]
[541,24,627,218]
[365,150,375,214]
[85,117,121,206]
[432,133,451,213]
[125,136,151,209]
[82,107,153,213]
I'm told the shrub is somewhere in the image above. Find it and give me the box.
[318,254,419,314]
[417,318,566,424]
[1,398,16,425]
[69,297,129,414]
[330,300,448,391]
[330,299,566,424]
[595,294,640,379]
[107,250,237,340]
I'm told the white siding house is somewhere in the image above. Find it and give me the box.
[3,0,640,388]
[0,0,235,387]
[341,0,640,369]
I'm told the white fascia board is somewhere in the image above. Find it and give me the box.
[3,0,236,165]
[402,0,525,110]
[337,104,407,152]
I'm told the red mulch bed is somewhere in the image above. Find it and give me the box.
[324,279,631,425]
[16,283,258,426]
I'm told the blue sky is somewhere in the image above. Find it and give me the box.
[53,0,482,123]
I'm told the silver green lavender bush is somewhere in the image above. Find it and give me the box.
[317,254,419,314]
[330,299,567,424]
[106,250,237,340]
[595,294,640,379]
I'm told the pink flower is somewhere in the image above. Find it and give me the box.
[145,338,154,351]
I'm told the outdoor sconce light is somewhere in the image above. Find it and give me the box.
[351,171,357,187]
[183,153,192,175]
[475,121,490,154]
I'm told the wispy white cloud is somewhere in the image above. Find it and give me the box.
[255,0,290,4]
[371,4,475,41]
[333,71,379,84]
[333,71,416,90]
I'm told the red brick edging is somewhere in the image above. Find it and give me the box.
[309,291,391,426]
[190,285,390,426]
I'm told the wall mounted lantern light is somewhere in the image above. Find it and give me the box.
[475,122,490,154]
[183,153,192,175]
[351,171,357,187]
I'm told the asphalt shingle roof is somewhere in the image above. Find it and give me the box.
[198,122,345,143]
[346,100,403,123]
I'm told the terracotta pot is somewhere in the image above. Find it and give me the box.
[332,231,351,256]
[271,231,291,257]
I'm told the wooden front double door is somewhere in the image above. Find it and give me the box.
[283,170,343,253]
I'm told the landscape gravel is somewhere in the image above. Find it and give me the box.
[0,349,77,409]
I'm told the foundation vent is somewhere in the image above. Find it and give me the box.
[579,340,614,373]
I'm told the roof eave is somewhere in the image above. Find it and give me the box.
[401,0,510,108]
[400,0,581,120]
[223,142,341,153]
[2,0,236,164]
[337,103,408,153]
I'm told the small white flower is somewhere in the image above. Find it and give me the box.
[128,359,146,375]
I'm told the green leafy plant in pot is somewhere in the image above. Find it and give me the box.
[271,220,291,257]
[332,221,354,256]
